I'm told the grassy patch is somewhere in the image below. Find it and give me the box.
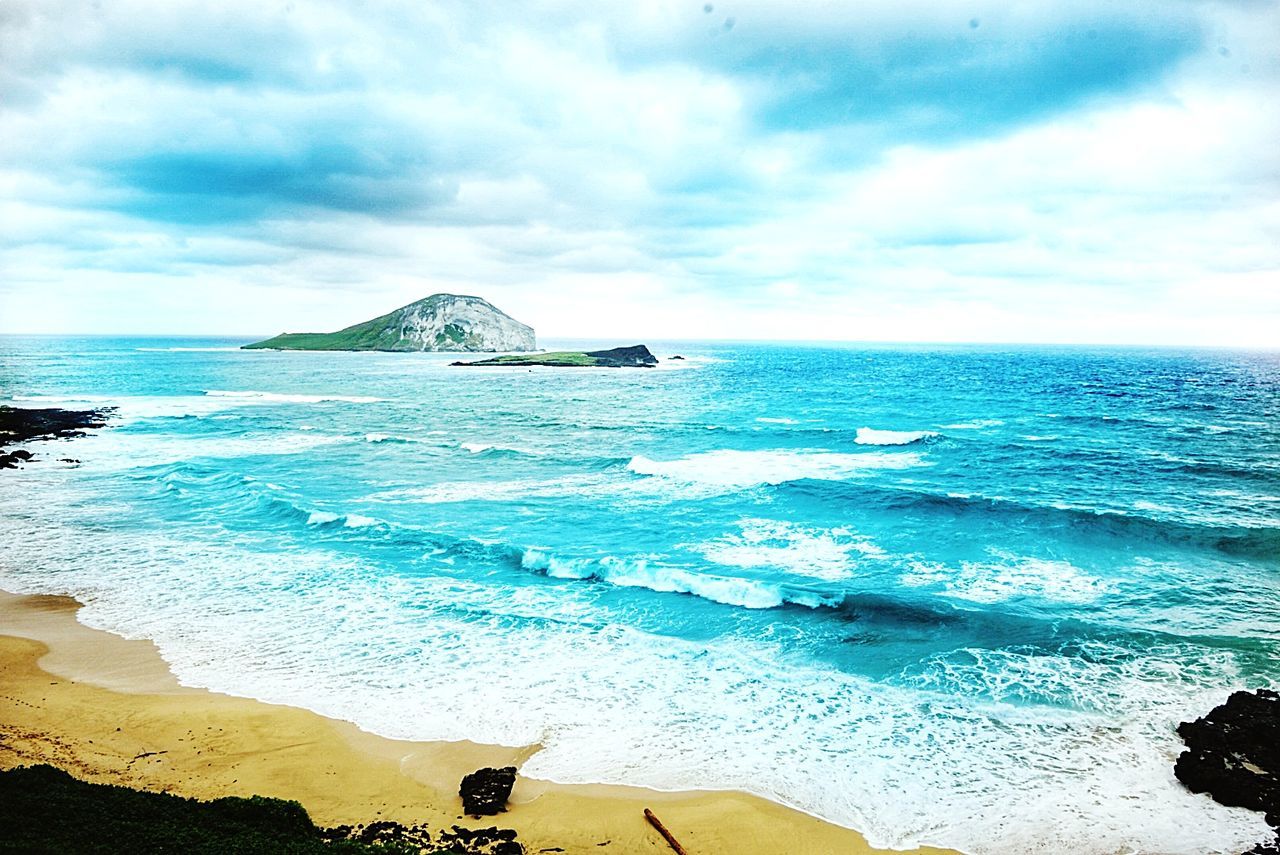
[242,323,408,351]
[434,323,467,347]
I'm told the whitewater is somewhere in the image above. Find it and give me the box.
[2,337,1278,854]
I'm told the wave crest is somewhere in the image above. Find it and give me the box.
[520,548,837,610]
[855,427,939,446]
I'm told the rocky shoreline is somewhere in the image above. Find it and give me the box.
[0,405,111,469]
[1176,689,1280,854]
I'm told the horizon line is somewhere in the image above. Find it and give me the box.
[0,332,1277,352]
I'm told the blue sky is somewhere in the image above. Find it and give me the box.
[1,0,1277,344]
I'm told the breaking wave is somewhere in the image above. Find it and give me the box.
[854,427,939,446]
[520,548,838,610]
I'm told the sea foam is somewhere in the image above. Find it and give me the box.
[695,518,884,581]
[53,430,350,470]
[938,419,1005,430]
[305,510,380,528]
[364,433,424,444]
[854,427,939,446]
[626,448,925,488]
[901,555,1114,605]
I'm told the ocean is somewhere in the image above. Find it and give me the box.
[2,336,1277,853]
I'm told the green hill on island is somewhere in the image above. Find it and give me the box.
[244,294,536,353]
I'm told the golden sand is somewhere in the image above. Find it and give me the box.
[0,591,954,854]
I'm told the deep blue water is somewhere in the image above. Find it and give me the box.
[2,337,1278,853]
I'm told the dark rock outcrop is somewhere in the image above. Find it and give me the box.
[583,345,658,367]
[0,405,111,469]
[0,405,110,444]
[460,766,517,816]
[0,448,34,469]
[322,819,525,854]
[1175,689,1280,852]
[440,825,522,854]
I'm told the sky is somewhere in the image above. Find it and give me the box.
[1,0,1278,345]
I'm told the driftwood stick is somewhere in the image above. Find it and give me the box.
[644,808,688,855]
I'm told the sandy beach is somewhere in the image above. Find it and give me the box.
[0,590,954,855]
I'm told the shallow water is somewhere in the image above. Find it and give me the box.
[2,336,1278,853]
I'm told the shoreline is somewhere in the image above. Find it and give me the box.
[0,589,956,855]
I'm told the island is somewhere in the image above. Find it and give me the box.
[243,294,536,352]
[451,345,659,368]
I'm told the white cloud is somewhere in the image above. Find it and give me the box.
[0,0,1276,344]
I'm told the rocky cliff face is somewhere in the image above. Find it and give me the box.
[390,294,536,352]
[244,294,536,352]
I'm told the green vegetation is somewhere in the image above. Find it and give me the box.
[243,313,412,352]
[434,323,467,347]
[0,765,407,854]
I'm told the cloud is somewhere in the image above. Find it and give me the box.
[0,0,1276,344]
[610,1,1205,140]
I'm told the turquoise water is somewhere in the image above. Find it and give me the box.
[2,337,1278,853]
